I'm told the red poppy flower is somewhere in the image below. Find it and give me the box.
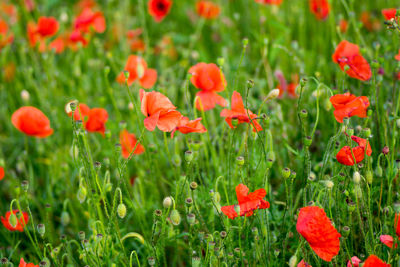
[27,16,59,48]
[296,206,341,262]
[0,19,14,50]
[196,1,220,19]
[49,36,66,53]
[380,235,395,248]
[395,49,400,61]
[332,40,372,81]
[12,106,53,138]
[0,166,4,180]
[255,0,283,6]
[74,7,106,33]
[336,135,372,166]
[382,8,397,20]
[220,91,263,132]
[140,89,182,132]
[19,258,38,267]
[363,255,390,267]
[148,0,172,22]
[68,104,108,135]
[221,184,270,219]
[171,116,207,138]
[120,129,145,158]
[69,29,88,47]
[339,19,348,33]
[347,256,361,267]
[329,93,370,123]
[309,0,330,20]
[117,55,157,89]
[297,260,312,267]
[188,62,227,111]
[1,210,29,232]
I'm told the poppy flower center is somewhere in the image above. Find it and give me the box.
[157,2,166,11]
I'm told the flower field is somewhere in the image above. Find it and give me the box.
[1,0,400,266]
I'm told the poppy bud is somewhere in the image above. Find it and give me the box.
[21,180,29,192]
[185,150,194,163]
[365,171,373,184]
[170,209,181,226]
[117,203,127,219]
[266,158,274,168]
[363,128,371,137]
[342,117,349,126]
[304,136,312,147]
[299,109,308,119]
[267,151,275,162]
[187,213,196,225]
[105,183,112,192]
[300,78,307,87]
[247,80,255,89]
[353,171,361,184]
[324,180,334,189]
[78,231,85,240]
[347,128,354,136]
[21,90,30,102]
[371,61,380,69]
[172,154,181,167]
[123,70,130,81]
[375,165,383,177]
[214,192,221,203]
[234,204,241,216]
[342,226,350,237]
[163,197,173,208]
[288,255,297,267]
[148,257,156,266]
[77,187,87,204]
[94,161,101,170]
[192,256,201,267]
[37,223,45,237]
[347,201,356,213]
[267,89,280,100]
[8,213,17,228]
[185,198,193,207]
[323,98,332,111]
[242,38,249,47]
[96,233,103,242]
[190,182,198,190]
[61,211,70,226]
[397,119,400,128]
[308,173,316,182]
[382,146,389,155]
[191,140,202,151]
[282,167,291,179]
[217,57,225,67]
[236,156,245,166]
[290,171,297,180]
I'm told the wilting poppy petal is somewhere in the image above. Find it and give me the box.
[1,210,29,232]
[120,129,145,158]
[195,91,227,111]
[139,68,158,89]
[363,255,390,267]
[171,117,207,138]
[296,206,341,262]
[12,106,53,138]
[148,0,172,22]
[380,235,394,248]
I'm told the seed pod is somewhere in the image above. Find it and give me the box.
[187,213,196,225]
[170,209,181,226]
[299,109,308,119]
[77,187,87,203]
[288,255,297,267]
[117,203,127,219]
[185,150,194,163]
[282,167,291,179]
[236,156,245,166]
[213,192,221,203]
[78,231,85,240]
[60,211,70,226]
[365,171,373,184]
[37,223,45,237]
[190,182,198,190]
[304,136,312,147]
[342,226,350,237]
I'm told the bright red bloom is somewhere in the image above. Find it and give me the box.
[196,1,220,19]
[1,210,29,232]
[27,16,59,48]
[336,135,372,166]
[382,8,397,20]
[296,206,341,262]
[329,93,370,123]
[332,40,372,81]
[140,89,182,132]
[117,55,157,89]
[297,260,312,267]
[339,19,348,33]
[12,106,53,138]
[220,91,263,132]
[189,62,227,111]
[68,104,108,135]
[74,7,106,33]
[309,0,330,20]
[255,0,283,6]
[148,0,172,22]
[49,36,66,53]
[171,116,207,138]
[380,235,395,248]
[347,256,361,267]
[395,49,400,61]
[0,19,14,50]
[395,213,400,237]
[0,166,4,180]
[221,184,270,219]
[19,258,38,267]
[363,255,390,267]
[120,129,145,158]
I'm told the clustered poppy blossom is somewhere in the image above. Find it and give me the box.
[255,0,283,6]
[19,258,38,267]
[382,8,398,21]
[221,184,270,219]
[126,28,145,52]
[27,16,59,51]
[296,206,341,262]
[196,1,220,19]
[117,55,158,89]
[0,166,4,180]
[119,129,145,158]
[220,91,263,132]
[309,0,330,20]
[379,213,400,248]
[332,40,372,81]
[189,62,227,111]
[12,106,53,138]
[171,116,207,138]
[347,256,361,267]
[336,135,372,166]
[363,255,390,267]
[140,89,182,132]
[148,0,172,22]
[329,93,370,123]
[68,103,108,135]
[0,19,14,50]
[1,210,29,232]
[74,7,105,34]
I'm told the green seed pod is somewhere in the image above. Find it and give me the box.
[363,128,371,137]
[304,136,312,147]
[299,109,308,119]
[170,209,181,226]
[117,203,127,219]
[347,201,356,213]
[236,156,245,166]
[185,198,193,207]
[192,257,201,267]
[104,183,112,192]
[61,211,70,226]
[78,231,85,240]
[148,257,155,266]
[214,192,221,203]
[282,167,291,179]
[172,154,181,167]
[185,150,194,163]
[187,213,196,225]
[365,171,373,184]
[375,165,383,177]
[342,226,350,237]
[217,57,225,67]
[347,128,354,136]
[37,223,45,237]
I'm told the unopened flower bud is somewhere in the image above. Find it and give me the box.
[117,203,127,219]
[288,255,297,267]
[267,89,280,100]
[172,154,181,167]
[21,90,30,102]
[8,213,17,228]
[61,211,70,226]
[170,209,181,226]
[365,171,373,184]
[382,146,389,155]
[324,180,334,189]
[375,165,383,177]
[217,57,225,67]
[37,223,45,237]
[246,80,254,89]
[214,192,221,203]
[342,226,350,237]
[77,187,87,203]
[353,171,361,184]
[78,231,85,240]
[163,197,173,208]
[21,180,29,192]
[192,256,201,267]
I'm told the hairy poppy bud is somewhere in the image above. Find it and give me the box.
[375,165,383,177]
[365,171,373,184]
[209,189,215,197]
[190,182,198,190]
[61,211,70,226]
[37,223,45,237]
[170,209,181,226]
[236,156,245,166]
[300,78,307,87]
[247,80,254,89]
[282,167,291,179]
[148,257,156,266]
[304,136,312,147]
[214,192,221,203]
[299,109,308,119]
[324,180,334,189]
[172,154,181,167]
[8,213,17,228]
[117,203,127,219]
[187,213,196,225]
[397,119,400,128]
[21,180,29,192]
[267,89,280,100]
[353,171,361,184]
[77,187,87,203]
[163,197,173,208]
[288,255,297,267]
[217,57,225,67]
[342,226,350,237]
[267,151,275,162]
[78,231,85,240]
[347,201,355,213]
[363,128,371,137]
[185,150,193,163]
[347,128,354,136]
